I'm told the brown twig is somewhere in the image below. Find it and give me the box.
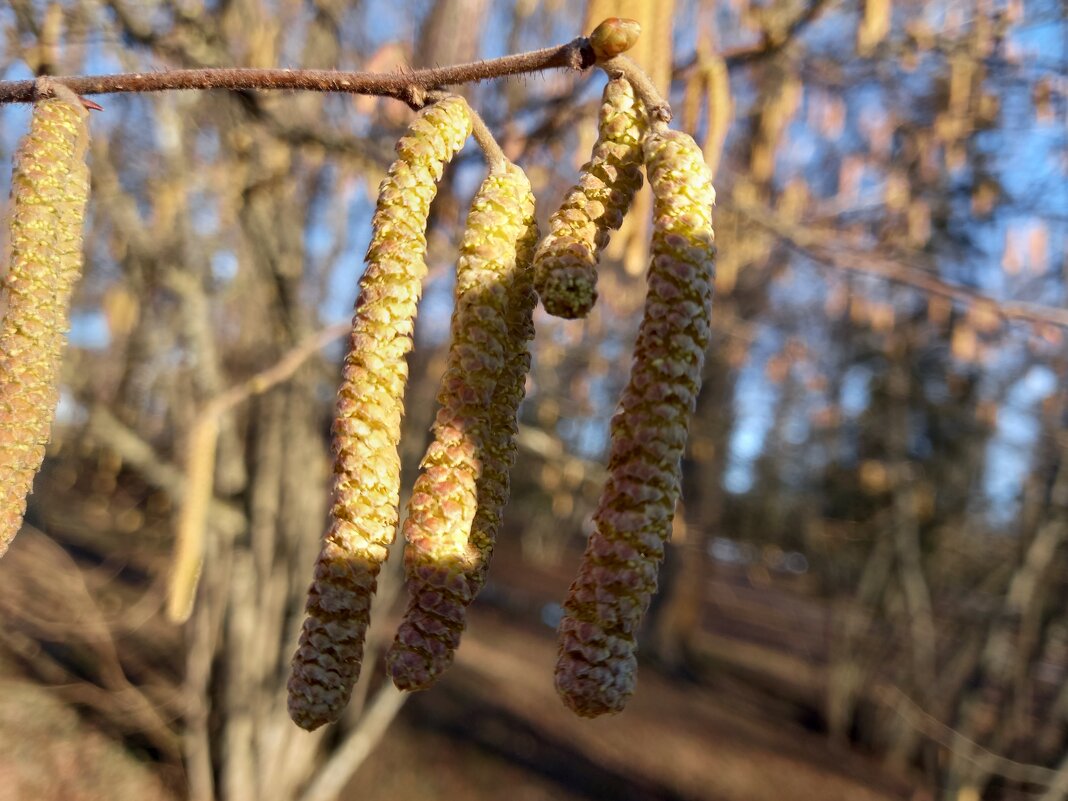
[875,683,1059,787]
[0,38,596,105]
[203,321,350,420]
[296,684,409,801]
[673,0,834,80]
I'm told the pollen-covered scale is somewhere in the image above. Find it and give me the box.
[287,96,472,731]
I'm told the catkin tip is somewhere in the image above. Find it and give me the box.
[554,648,636,717]
[537,265,598,319]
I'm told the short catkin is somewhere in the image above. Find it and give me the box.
[288,96,472,731]
[532,78,645,319]
[0,84,90,559]
[386,162,539,691]
[554,129,716,717]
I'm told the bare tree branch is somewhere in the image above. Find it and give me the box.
[0,38,596,106]
[296,685,408,801]
[737,200,1068,329]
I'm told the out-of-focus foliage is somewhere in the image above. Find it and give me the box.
[0,1,1066,800]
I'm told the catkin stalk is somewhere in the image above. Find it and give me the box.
[0,82,90,558]
[288,96,472,730]
[533,78,645,319]
[554,129,716,717]
[386,162,538,691]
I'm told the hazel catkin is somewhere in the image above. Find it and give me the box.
[386,162,538,691]
[553,129,716,717]
[288,96,472,731]
[0,83,90,559]
[470,176,539,596]
[533,78,645,319]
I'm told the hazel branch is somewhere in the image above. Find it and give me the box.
[0,38,596,105]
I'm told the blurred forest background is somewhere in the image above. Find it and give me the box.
[1,0,1067,799]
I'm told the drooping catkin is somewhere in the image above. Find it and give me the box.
[554,129,715,717]
[532,78,645,319]
[386,162,538,691]
[288,96,471,731]
[0,84,90,559]
[166,414,219,623]
[471,177,538,591]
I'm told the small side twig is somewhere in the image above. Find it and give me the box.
[736,198,1068,330]
[296,684,409,801]
[204,320,350,421]
[875,684,1059,788]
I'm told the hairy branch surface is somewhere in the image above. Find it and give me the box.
[0,39,595,105]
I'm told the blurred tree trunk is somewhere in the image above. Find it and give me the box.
[414,0,491,68]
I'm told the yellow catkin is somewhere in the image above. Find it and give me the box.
[857,0,891,55]
[386,162,538,691]
[0,83,90,559]
[288,97,471,731]
[554,129,716,717]
[532,78,645,319]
